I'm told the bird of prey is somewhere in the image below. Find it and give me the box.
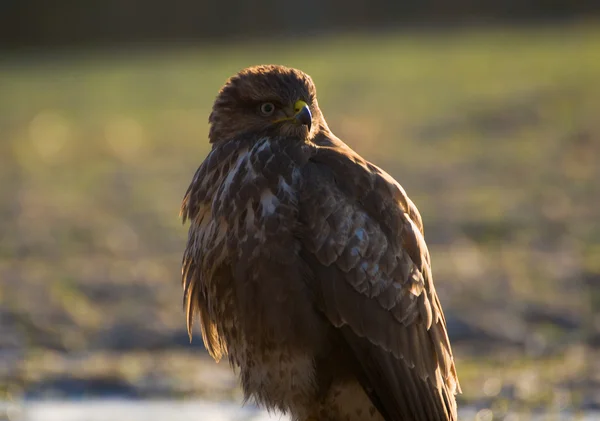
[181,64,460,421]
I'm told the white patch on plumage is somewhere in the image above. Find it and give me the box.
[278,176,294,197]
[291,167,301,184]
[252,138,271,154]
[244,155,258,181]
[260,189,279,216]
[222,149,249,190]
[355,227,366,241]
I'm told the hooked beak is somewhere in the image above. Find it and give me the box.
[293,100,312,131]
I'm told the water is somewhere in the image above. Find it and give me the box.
[1,400,599,421]
[0,400,279,421]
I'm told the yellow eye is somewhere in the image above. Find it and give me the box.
[260,103,275,116]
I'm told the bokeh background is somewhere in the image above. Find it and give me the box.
[1,1,600,419]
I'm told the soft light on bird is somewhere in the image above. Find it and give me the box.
[181,64,460,421]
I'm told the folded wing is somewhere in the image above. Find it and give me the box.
[298,139,460,421]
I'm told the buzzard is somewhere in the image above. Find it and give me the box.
[181,65,460,421]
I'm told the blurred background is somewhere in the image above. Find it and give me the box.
[1,1,600,420]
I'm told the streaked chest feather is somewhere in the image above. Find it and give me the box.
[192,138,324,413]
[194,139,300,260]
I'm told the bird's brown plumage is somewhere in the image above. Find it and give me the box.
[181,64,460,421]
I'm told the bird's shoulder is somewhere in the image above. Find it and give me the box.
[299,134,425,295]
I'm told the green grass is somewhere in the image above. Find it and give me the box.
[1,23,599,409]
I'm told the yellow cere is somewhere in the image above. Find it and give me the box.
[294,100,308,114]
[273,99,309,123]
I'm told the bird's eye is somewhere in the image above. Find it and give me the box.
[260,103,275,116]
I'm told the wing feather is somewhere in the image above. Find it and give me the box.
[299,137,460,420]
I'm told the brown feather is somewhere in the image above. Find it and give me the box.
[297,139,461,419]
[181,64,460,421]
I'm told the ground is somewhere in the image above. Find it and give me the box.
[0,23,599,414]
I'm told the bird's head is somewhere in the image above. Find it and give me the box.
[208,65,324,143]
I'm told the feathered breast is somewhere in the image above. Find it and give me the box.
[180,137,312,358]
